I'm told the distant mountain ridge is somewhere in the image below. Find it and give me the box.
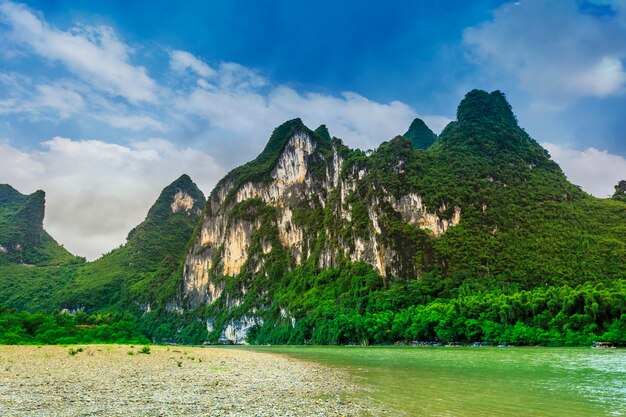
[0,175,205,313]
[1,90,624,346]
[0,184,75,266]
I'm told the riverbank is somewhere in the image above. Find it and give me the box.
[0,345,376,416]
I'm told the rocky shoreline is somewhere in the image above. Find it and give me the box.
[0,345,378,416]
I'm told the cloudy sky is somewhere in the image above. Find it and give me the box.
[0,0,625,260]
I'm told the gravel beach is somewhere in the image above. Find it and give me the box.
[0,345,377,416]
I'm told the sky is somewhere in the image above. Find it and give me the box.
[0,0,625,260]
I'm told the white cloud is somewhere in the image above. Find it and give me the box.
[0,1,158,103]
[0,137,224,260]
[196,78,211,89]
[0,73,86,119]
[176,78,428,153]
[0,71,167,131]
[565,56,626,97]
[543,142,626,197]
[0,140,45,179]
[95,114,167,132]
[463,0,626,105]
[215,62,267,90]
[169,50,215,78]
[32,84,85,118]
[0,3,460,261]
[0,0,450,148]
[0,79,85,119]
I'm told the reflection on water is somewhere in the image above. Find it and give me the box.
[249,346,626,417]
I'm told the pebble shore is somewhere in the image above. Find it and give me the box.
[0,345,378,416]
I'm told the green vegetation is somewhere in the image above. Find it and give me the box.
[613,180,626,202]
[211,118,334,206]
[0,90,624,347]
[202,90,626,346]
[334,90,625,288]
[404,117,437,149]
[7,174,206,311]
[0,175,206,344]
[0,185,78,266]
[0,307,149,345]
[246,264,626,346]
[68,347,84,355]
[0,263,78,312]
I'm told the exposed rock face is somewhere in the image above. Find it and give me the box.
[219,316,264,345]
[171,191,197,214]
[386,193,461,237]
[182,120,462,342]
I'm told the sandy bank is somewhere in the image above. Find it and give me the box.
[0,345,376,416]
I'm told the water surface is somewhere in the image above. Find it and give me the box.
[245,346,625,416]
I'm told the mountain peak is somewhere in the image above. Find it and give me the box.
[404,118,436,149]
[176,173,192,183]
[0,184,22,202]
[0,185,45,236]
[260,118,305,155]
[259,118,335,162]
[314,124,331,141]
[141,175,205,226]
[0,185,75,265]
[212,118,335,204]
[124,174,206,270]
[613,180,626,201]
[167,175,205,215]
[65,174,207,309]
[168,174,198,193]
[457,89,517,127]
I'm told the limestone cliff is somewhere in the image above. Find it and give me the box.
[179,90,598,344]
[182,119,461,341]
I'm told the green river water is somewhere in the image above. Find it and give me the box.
[247,346,625,416]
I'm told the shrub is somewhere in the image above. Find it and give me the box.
[68,347,83,356]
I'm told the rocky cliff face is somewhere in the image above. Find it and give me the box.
[182,119,461,341]
[175,90,601,344]
[3,89,622,347]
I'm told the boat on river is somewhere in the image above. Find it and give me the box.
[592,342,616,349]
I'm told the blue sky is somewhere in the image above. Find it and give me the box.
[0,0,625,259]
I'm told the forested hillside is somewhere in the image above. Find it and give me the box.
[178,90,626,345]
[1,90,624,346]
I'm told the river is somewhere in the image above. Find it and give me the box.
[248,346,626,416]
